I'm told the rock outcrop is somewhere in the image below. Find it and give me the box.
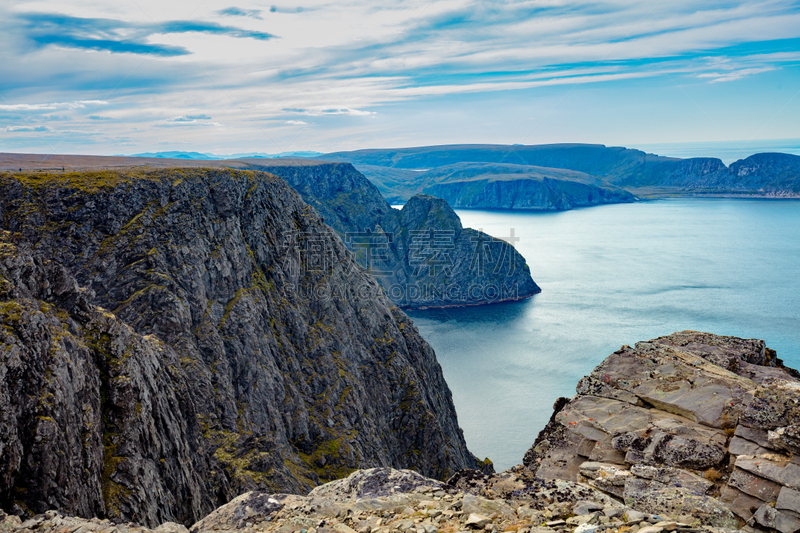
[0,168,480,526]
[236,160,540,308]
[525,331,800,531]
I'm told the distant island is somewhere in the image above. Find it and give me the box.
[318,144,800,209]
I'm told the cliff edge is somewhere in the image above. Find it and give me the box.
[0,168,480,526]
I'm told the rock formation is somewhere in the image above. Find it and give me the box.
[235,160,540,307]
[0,168,481,526]
[3,332,797,533]
[525,331,800,531]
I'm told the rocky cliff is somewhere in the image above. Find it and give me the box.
[0,167,481,526]
[525,331,800,531]
[4,332,797,533]
[234,161,540,308]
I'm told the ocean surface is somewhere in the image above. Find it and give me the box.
[405,198,800,471]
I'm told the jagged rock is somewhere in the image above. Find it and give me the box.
[0,168,481,525]
[524,331,800,531]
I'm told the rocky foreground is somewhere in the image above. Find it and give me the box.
[5,331,800,533]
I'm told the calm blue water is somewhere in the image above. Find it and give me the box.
[406,199,800,471]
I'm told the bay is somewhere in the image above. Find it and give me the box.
[406,198,800,471]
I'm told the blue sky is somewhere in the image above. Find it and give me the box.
[1,0,799,156]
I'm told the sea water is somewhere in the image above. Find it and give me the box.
[406,198,800,470]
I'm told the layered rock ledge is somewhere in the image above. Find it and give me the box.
[525,331,800,532]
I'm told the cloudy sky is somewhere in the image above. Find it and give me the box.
[1,0,799,155]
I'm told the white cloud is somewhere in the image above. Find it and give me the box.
[0,100,108,111]
[4,125,51,132]
[698,67,776,83]
[285,120,307,124]
[280,107,375,116]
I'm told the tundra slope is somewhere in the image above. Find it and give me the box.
[0,168,480,526]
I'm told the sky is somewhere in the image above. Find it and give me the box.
[1,0,799,156]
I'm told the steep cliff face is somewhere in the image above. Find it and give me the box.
[0,168,479,525]
[237,161,540,307]
[424,177,635,211]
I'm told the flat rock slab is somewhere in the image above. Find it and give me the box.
[735,455,800,489]
[623,478,738,528]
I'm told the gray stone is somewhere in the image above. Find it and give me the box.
[720,485,767,521]
[464,514,490,529]
[735,426,775,449]
[735,455,800,489]
[637,527,664,533]
[729,436,774,457]
[778,487,800,514]
[753,504,800,533]
[728,467,783,501]
[630,465,713,495]
[623,478,738,528]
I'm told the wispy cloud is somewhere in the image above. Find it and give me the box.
[0,100,107,111]
[217,7,262,19]
[17,12,275,56]
[282,107,375,116]
[1,1,799,153]
[156,116,222,127]
[5,125,51,132]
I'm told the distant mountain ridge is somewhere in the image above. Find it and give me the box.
[319,144,800,207]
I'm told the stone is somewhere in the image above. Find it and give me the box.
[626,510,646,522]
[728,466,783,501]
[155,523,190,533]
[720,485,767,521]
[652,521,676,531]
[778,487,800,515]
[636,527,664,533]
[573,524,600,533]
[735,426,775,449]
[630,465,713,495]
[729,436,773,457]
[464,514,490,529]
[572,501,604,516]
[623,478,738,528]
[735,455,800,489]
[753,504,800,533]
